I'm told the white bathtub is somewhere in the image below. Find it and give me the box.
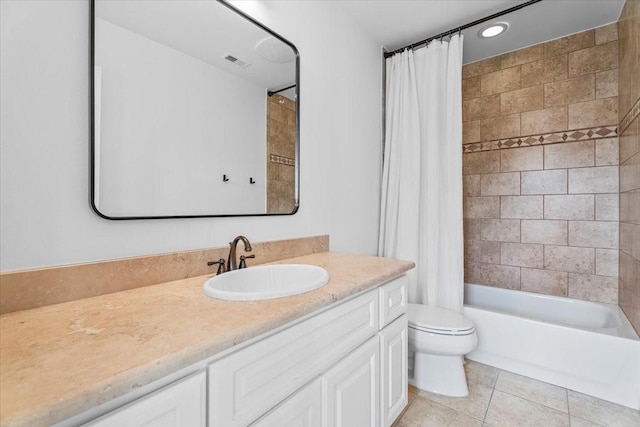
[463,283,640,410]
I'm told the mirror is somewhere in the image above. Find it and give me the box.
[91,0,299,219]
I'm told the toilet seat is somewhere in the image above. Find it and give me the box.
[408,304,475,336]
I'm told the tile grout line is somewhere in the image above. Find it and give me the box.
[482,370,500,424]
[566,386,571,423]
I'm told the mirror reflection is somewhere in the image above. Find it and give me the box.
[91,0,299,218]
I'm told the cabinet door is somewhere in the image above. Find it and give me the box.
[378,276,407,328]
[379,314,408,427]
[209,290,378,427]
[84,371,206,427]
[322,336,379,427]
[252,377,322,427]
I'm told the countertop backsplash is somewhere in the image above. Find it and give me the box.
[0,235,329,314]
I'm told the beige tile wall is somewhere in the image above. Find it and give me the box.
[462,25,621,304]
[463,26,619,144]
[266,94,296,214]
[618,0,640,333]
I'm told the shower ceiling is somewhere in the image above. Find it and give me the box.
[337,0,625,64]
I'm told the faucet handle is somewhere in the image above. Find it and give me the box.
[239,254,255,269]
[207,258,226,275]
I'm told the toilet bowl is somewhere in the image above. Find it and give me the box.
[408,303,478,397]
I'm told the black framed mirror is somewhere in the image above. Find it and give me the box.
[90,0,299,219]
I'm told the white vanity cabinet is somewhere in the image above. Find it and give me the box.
[209,275,408,427]
[208,288,379,426]
[250,337,382,427]
[75,275,408,427]
[250,337,381,427]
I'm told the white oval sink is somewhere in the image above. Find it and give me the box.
[202,264,330,301]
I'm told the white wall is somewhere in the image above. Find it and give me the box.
[95,18,266,216]
[0,0,383,271]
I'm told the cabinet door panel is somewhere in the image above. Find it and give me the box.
[322,336,379,427]
[379,276,407,328]
[209,290,378,427]
[252,377,322,427]
[84,372,206,427]
[380,314,408,427]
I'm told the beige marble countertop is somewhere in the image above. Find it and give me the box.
[0,252,413,427]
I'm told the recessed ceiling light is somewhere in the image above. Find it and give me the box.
[479,23,509,38]
[255,37,296,63]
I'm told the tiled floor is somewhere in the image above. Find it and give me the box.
[394,360,640,427]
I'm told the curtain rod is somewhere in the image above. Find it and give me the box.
[268,84,296,97]
[384,0,543,58]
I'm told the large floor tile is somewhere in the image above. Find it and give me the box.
[419,382,493,421]
[484,390,570,427]
[394,395,483,427]
[409,385,419,405]
[464,359,499,388]
[495,370,568,413]
[400,362,639,427]
[569,415,604,427]
[567,390,640,427]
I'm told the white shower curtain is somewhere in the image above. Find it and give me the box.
[378,36,464,312]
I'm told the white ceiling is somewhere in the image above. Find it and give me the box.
[337,0,626,64]
[95,0,625,85]
[95,0,296,90]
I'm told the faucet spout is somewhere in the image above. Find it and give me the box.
[227,235,252,271]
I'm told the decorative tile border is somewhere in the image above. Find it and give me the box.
[270,154,295,166]
[462,125,618,153]
[619,98,640,135]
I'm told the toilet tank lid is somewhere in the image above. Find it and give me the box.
[408,303,475,332]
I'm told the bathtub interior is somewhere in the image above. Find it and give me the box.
[463,283,639,339]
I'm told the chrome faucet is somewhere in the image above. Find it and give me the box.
[227,235,253,271]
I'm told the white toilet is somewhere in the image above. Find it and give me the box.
[408,303,478,397]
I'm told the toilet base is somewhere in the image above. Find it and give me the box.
[409,352,469,397]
